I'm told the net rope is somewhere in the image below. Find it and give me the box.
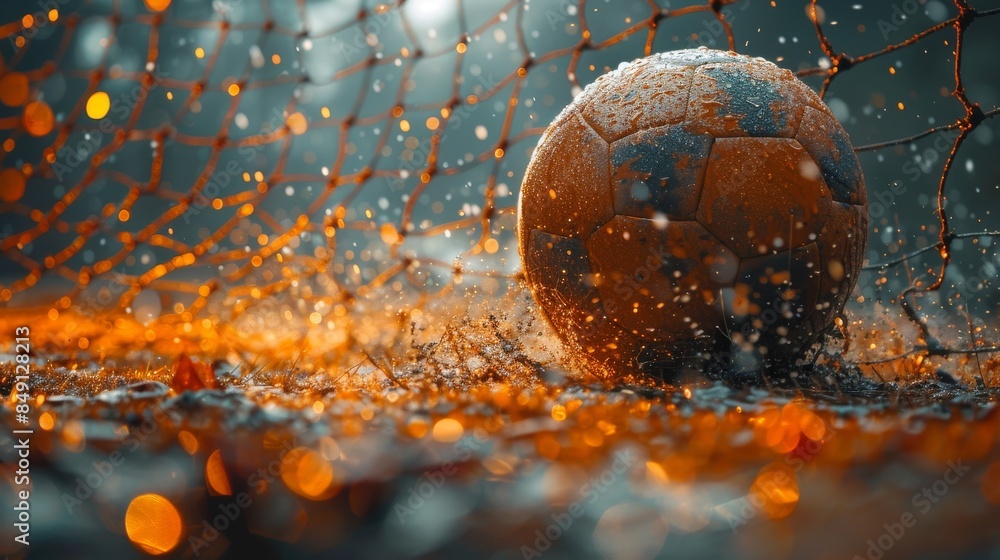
[1,0,999,380]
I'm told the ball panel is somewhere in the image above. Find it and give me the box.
[633,338,717,374]
[579,61,692,142]
[579,322,646,380]
[525,229,599,310]
[586,216,736,341]
[523,230,645,379]
[517,112,614,245]
[654,49,747,68]
[728,242,822,348]
[524,229,628,377]
[697,137,832,259]
[686,62,804,138]
[808,202,868,334]
[609,125,713,221]
[796,106,867,206]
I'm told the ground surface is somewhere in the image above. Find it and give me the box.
[3,346,1000,559]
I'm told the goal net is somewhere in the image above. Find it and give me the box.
[1,0,998,382]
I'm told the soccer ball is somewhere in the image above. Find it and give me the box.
[517,48,867,380]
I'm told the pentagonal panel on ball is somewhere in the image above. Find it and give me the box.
[579,59,692,142]
[685,62,809,138]
[609,125,713,221]
[697,137,833,259]
[517,112,613,249]
[796,106,867,206]
[586,215,738,341]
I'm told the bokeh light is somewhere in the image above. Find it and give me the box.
[0,168,26,203]
[281,447,337,500]
[750,462,800,520]
[143,0,172,12]
[85,92,111,120]
[21,100,54,136]
[124,494,183,555]
[0,72,29,106]
[206,449,233,496]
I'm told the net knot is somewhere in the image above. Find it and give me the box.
[956,4,977,30]
[967,103,986,129]
[832,53,853,72]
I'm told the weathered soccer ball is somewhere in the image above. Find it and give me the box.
[517,48,867,380]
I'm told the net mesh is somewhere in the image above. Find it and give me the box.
[1,0,999,382]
